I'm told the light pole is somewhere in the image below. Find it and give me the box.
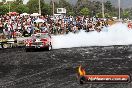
[118,0,121,20]
[9,1,11,13]
[39,0,41,15]
[52,0,55,16]
[102,0,105,18]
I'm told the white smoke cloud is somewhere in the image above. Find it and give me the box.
[52,22,132,49]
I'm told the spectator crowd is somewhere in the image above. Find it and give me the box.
[0,13,110,39]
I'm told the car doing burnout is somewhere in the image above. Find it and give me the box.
[25,33,52,51]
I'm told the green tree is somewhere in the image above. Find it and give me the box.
[96,13,102,18]
[13,0,23,5]
[75,0,87,15]
[104,1,112,11]
[105,13,111,18]
[15,4,29,14]
[41,3,51,15]
[67,11,75,16]
[126,8,132,19]
[27,0,51,15]
[10,2,17,12]
[75,0,102,16]
[27,0,45,14]
[80,7,89,16]
[0,5,8,15]
[56,0,74,15]
[122,10,129,18]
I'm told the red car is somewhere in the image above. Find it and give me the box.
[25,33,52,51]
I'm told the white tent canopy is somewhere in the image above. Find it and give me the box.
[30,13,41,17]
[20,13,29,16]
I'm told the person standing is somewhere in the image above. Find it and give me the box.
[40,23,48,33]
[0,21,4,39]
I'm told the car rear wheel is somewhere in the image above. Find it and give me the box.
[47,44,52,51]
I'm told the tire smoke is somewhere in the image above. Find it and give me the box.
[52,22,132,49]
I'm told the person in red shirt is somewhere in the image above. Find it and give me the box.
[128,22,132,29]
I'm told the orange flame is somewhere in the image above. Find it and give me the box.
[78,65,86,76]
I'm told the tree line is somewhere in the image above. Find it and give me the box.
[0,0,132,19]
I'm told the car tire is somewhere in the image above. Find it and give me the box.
[47,44,52,51]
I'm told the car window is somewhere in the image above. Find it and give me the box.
[31,34,49,39]
[41,34,49,38]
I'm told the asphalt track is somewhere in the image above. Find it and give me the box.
[0,45,132,88]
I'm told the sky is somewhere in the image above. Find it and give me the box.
[23,0,28,4]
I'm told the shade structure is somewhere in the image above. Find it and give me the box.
[30,13,41,17]
[7,12,19,15]
[20,13,29,16]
